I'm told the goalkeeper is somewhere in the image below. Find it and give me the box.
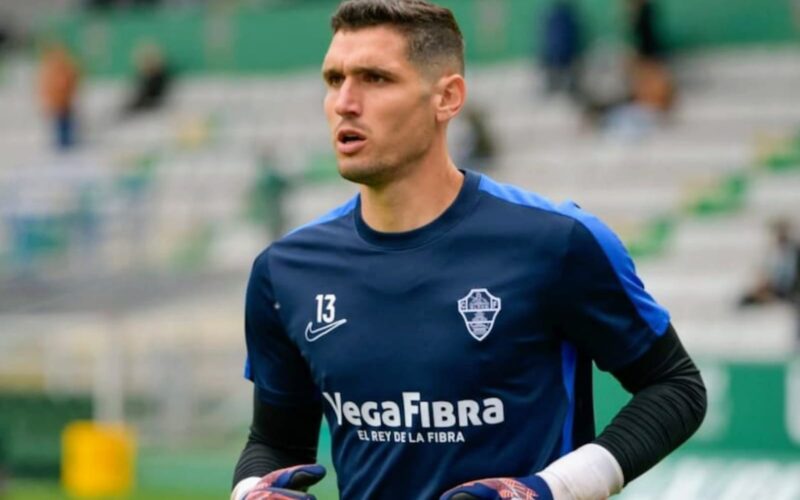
[232,1,707,499]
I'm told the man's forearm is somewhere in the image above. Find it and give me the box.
[232,389,322,488]
[233,438,317,487]
[535,326,706,499]
[595,325,707,483]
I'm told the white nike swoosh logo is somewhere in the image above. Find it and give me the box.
[305,319,348,342]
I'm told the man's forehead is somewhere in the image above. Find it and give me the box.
[323,26,411,70]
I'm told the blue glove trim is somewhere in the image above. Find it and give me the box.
[440,474,554,500]
[272,464,327,489]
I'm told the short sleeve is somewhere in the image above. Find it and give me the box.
[554,209,670,371]
[244,249,318,405]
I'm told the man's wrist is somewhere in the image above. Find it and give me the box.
[537,443,624,500]
[231,476,261,500]
[519,474,554,500]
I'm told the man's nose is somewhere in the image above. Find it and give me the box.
[334,80,361,117]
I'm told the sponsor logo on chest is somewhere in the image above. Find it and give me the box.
[323,391,505,444]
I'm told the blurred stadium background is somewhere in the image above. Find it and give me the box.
[0,0,799,498]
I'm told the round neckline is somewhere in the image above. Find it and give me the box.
[354,170,481,251]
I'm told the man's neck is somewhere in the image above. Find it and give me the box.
[359,160,465,233]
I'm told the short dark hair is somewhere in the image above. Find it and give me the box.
[331,0,465,75]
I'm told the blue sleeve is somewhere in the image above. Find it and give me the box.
[554,209,671,371]
[244,249,318,405]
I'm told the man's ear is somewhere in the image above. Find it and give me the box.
[433,73,466,123]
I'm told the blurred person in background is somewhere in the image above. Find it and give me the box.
[739,218,800,307]
[0,21,11,54]
[452,105,496,172]
[576,46,662,141]
[121,41,173,117]
[576,41,631,127]
[626,0,674,113]
[232,1,706,499]
[630,57,674,113]
[247,148,290,240]
[85,0,162,9]
[581,0,674,142]
[38,40,80,151]
[739,218,800,350]
[0,5,18,55]
[601,56,676,141]
[628,0,664,62]
[539,0,582,96]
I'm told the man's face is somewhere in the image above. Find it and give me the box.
[322,26,438,186]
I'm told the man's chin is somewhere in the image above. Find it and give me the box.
[337,161,393,186]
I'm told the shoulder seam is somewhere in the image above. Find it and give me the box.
[478,176,669,337]
[477,178,579,224]
[284,195,358,238]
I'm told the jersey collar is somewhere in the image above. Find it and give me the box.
[354,169,481,250]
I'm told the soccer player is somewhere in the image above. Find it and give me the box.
[231,1,707,499]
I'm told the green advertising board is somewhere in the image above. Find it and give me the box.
[45,0,799,77]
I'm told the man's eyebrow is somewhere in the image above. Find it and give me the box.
[322,68,343,81]
[322,65,398,80]
[352,66,397,78]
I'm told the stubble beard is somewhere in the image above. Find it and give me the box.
[337,139,431,188]
[338,158,397,187]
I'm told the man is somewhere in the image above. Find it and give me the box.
[232,1,707,499]
[739,218,800,307]
[39,41,80,150]
[738,218,800,350]
[121,41,173,117]
[539,0,581,95]
[628,0,663,62]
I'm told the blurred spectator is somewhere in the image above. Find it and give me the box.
[578,42,675,141]
[539,0,581,96]
[0,23,11,53]
[628,0,664,61]
[121,42,173,117]
[38,41,80,151]
[739,218,800,350]
[587,0,674,142]
[576,41,631,126]
[740,218,800,307]
[454,106,496,172]
[85,0,162,10]
[0,6,15,53]
[247,149,289,240]
[631,58,675,113]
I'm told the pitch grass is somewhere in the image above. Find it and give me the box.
[7,481,222,499]
[8,452,800,499]
[5,444,340,499]
[6,478,340,500]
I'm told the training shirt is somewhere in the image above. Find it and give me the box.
[244,169,670,499]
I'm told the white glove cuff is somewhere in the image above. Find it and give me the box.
[231,476,261,500]
[537,443,624,500]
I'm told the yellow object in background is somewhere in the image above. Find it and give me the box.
[62,421,136,497]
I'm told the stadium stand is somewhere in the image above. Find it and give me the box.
[1,45,798,407]
[1,13,799,492]
[2,43,800,373]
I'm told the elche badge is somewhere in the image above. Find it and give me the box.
[457,288,502,341]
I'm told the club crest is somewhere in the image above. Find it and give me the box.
[458,288,502,341]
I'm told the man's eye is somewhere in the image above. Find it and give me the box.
[327,75,344,86]
[365,73,386,83]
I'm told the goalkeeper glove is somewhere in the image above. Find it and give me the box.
[440,475,553,500]
[238,464,326,500]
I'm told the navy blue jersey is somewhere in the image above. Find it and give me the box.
[244,170,669,500]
